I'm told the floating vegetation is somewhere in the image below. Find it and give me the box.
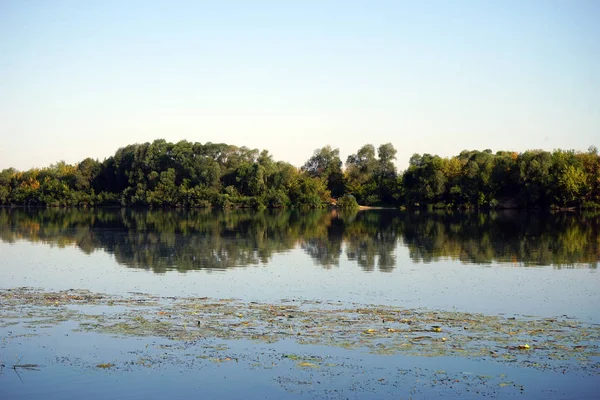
[1,287,599,375]
[95,363,115,369]
[283,353,324,369]
[297,361,319,369]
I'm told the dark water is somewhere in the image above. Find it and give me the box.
[0,208,599,399]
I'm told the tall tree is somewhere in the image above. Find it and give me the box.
[301,146,345,197]
[375,143,398,203]
[346,144,378,204]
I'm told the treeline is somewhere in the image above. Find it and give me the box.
[0,208,597,271]
[403,148,600,210]
[0,139,598,209]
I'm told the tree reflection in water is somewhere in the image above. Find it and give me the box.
[0,208,597,272]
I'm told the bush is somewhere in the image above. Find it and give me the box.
[337,194,359,210]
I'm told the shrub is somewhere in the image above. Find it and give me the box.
[337,194,359,210]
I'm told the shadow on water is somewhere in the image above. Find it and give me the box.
[0,207,598,273]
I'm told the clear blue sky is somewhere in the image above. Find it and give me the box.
[1,0,598,171]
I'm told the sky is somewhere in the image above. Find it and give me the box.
[0,0,598,171]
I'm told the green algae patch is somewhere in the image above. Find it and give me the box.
[1,287,599,375]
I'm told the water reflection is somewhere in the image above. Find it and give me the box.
[0,208,597,272]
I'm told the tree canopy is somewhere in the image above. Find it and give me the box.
[0,140,598,209]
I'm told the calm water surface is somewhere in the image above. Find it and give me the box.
[0,208,598,399]
[1,208,598,318]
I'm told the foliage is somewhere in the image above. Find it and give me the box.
[301,146,345,197]
[402,148,600,209]
[0,140,597,209]
[0,140,315,209]
[336,194,359,210]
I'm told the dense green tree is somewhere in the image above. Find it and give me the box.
[403,153,447,205]
[557,165,586,207]
[346,144,378,204]
[516,150,553,207]
[375,143,398,204]
[302,146,345,197]
[289,175,331,207]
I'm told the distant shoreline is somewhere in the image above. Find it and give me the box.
[0,140,597,211]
